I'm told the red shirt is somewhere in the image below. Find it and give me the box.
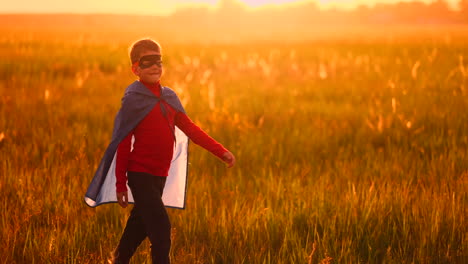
[115,81,227,192]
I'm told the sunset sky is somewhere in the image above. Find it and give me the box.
[0,0,460,15]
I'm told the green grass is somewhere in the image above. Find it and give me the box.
[0,26,467,263]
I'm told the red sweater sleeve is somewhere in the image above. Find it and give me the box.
[115,131,133,193]
[175,113,227,159]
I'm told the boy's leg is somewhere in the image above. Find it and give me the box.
[113,206,147,264]
[128,172,171,264]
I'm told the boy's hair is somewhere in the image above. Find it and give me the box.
[129,38,162,64]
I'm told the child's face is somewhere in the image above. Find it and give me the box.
[132,49,163,84]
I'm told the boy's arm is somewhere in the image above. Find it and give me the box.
[115,131,133,207]
[175,112,235,167]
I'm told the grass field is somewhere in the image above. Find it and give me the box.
[0,20,467,263]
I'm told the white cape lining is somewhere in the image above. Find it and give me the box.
[84,127,188,209]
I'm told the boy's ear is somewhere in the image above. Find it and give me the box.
[131,64,139,75]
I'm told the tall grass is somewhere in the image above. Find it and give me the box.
[0,25,467,263]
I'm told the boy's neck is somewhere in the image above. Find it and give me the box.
[140,80,161,96]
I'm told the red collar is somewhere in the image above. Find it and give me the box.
[140,80,161,97]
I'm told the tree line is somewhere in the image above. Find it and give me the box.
[171,0,468,24]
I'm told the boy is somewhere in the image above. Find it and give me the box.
[85,38,235,264]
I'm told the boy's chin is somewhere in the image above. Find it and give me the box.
[140,78,160,84]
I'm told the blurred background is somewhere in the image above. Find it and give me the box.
[1,1,467,263]
[1,0,468,43]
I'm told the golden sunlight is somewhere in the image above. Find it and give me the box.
[240,0,301,7]
[239,0,458,10]
[209,0,461,13]
[0,0,460,14]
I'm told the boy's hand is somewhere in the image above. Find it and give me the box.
[222,151,236,168]
[117,191,129,208]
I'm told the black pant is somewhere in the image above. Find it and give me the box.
[113,171,171,264]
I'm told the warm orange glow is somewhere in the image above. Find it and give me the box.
[0,0,461,15]
[238,0,459,11]
[239,0,304,8]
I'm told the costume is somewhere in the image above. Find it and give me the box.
[85,80,228,264]
[84,80,189,209]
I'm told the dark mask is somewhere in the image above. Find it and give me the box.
[138,54,162,69]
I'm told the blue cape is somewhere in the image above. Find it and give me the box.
[84,81,189,209]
